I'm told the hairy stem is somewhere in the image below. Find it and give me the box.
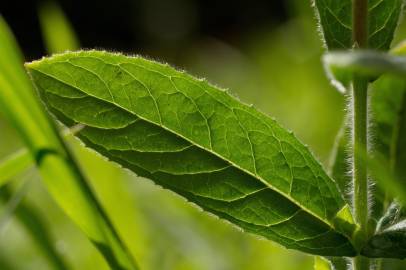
[352,77,369,270]
[353,78,368,230]
[352,0,369,269]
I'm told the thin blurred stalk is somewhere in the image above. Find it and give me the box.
[0,16,138,270]
[0,149,32,188]
[0,180,69,270]
[3,186,66,268]
[37,3,139,268]
[0,176,32,230]
[38,1,79,53]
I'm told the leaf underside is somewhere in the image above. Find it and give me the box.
[26,50,356,256]
[313,0,403,50]
[362,202,406,258]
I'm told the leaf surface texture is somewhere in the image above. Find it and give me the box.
[313,0,403,50]
[26,51,356,256]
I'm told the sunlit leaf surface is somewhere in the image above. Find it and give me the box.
[26,50,356,256]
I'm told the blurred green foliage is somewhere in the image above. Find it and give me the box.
[1,0,406,269]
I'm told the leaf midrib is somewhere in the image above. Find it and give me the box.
[28,56,348,235]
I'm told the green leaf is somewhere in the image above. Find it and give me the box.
[368,44,406,213]
[361,77,406,257]
[324,51,406,81]
[0,17,138,270]
[0,149,32,188]
[370,74,406,195]
[312,0,404,50]
[314,257,332,270]
[361,202,406,258]
[314,257,349,270]
[377,202,406,231]
[0,184,69,270]
[328,123,351,205]
[362,203,406,266]
[381,259,406,270]
[328,258,349,270]
[26,50,357,256]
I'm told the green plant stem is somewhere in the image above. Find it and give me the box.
[352,0,368,49]
[352,0,369,269]
[354,255,369,270]
[353,77,369,233]
[352,77,369,270]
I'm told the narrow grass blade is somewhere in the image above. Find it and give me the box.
[0,149,32,187]
[0,182,69,270]
[38,1,79,53]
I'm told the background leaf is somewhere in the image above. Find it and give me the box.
[314,257,331,270]
[38,1,80,54]
[0,183,69,270]
[0,149,32,188]
[328,123,351,206]
[314,257,348,270]
[361,202,406,258]
[26,50,356,256]
[361,72,406,258]
[312,0,404,50]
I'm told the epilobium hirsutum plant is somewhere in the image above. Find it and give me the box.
[1,0,406,269]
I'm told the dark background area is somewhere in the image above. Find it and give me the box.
[1,0,289,61]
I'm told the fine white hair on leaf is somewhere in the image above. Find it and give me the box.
[309,0,328,50]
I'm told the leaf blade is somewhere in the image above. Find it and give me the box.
[361,202,406,258]
[27,50,357,256]
[313,0,404,50]
[0,149,32,187]
[0,184,69,270]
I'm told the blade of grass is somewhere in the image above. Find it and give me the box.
[0,16,138,270]
[0,182,69,270]
[0,177,32,230]
[36,4,140,267]
[38,1,79,53]
[0,149,32,188]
